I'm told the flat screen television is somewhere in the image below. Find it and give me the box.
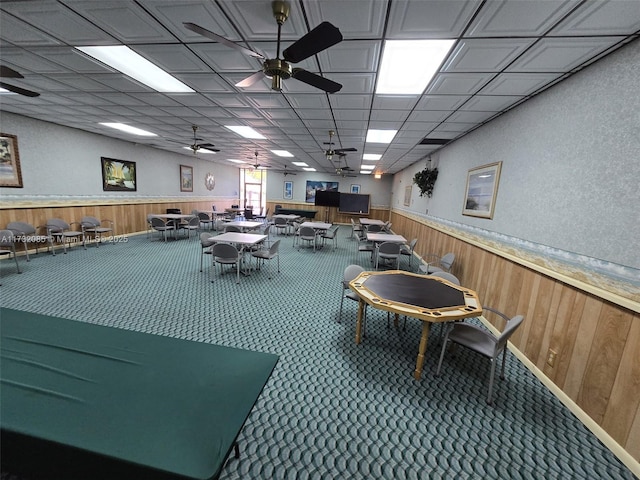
[314,190,340,207]
[338,193,370,215]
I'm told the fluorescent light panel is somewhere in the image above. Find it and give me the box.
[228,159,246,164]
[360,164,375,170]
[366,129,397,143]
[183,147,216,154]
[271,150,293,157]
[100,122,156,136]
[292,161,308,167]
[303,167,316,172]
[225,125,266,139]
[77,46,193,93]
[360,170,372,175]
[376,39,455,94]
[363,154,381,161]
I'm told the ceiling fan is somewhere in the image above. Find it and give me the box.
[281,165,297,176]
[0,65,40,97]
[323,130,357,160]
[189,125,220,155]
[248,151,271,170]
[184,1,343,93]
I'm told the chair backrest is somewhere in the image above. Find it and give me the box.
[263,224,271,237]
[81,216,100,227]
[187,216,200,227]
[47,218,70,232]
[408,238,418,249]
[151,217,167,228]
[7,221,36,236]
[367,224,382,233]
[299,226,315,238]
[0,229,15,248]
[495,315,525,352]
[211,242,239,260]
[274,217,287,226]
[343,264,365,286]
[441,252,455,270]
[166,208,181,214]
[231,204,239,209]
[200,233,216,247]
[378,241,400,255]
[198,212,211,221]
[224,225,241,233]
[244,209,254,220]
[430,271,460,285]
[212,205,217,212]
[269,239,281,255]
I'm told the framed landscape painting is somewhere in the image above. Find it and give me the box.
[284,180,293,199]
[0,133,23,188]
[462,162,502,219]
[180,165,193,192]
[101,157,136,191]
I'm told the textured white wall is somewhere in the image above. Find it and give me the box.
[0,112,239,199]
[396,39,640,269]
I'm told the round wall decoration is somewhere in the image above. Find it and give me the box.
[204,172,215,191]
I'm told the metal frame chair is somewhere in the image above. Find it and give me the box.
[251,239,280,279]
[46,218,86,254]
[0,229,22,279]
[436,307,525,404]
[80,216,114,247]
[210,242,241,284]
[419,252,455,274]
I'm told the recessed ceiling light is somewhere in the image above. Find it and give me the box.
[360,164,375,170]
[376,39,455,94]
[228,159,246,164]
[366,129,397,143]
[271,150,293,157]
[76,46,194,93]
[100,122,157,136]
[374,173,382,179]
[360,170,372,175]
[225,125,266,139]
[292,161,308,167]
[363,154,381,161]
[303,167,316,172]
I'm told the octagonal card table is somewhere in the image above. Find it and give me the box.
[349,270,482,380]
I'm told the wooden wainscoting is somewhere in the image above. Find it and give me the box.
[266,201,389,225]
[0,200,236,239]
[390,210,640,463]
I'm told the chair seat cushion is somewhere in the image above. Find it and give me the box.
[448,323,497,358]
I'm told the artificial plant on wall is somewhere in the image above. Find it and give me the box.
[413,163,438,198]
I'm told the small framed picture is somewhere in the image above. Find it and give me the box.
[284,180,293,199]
[404,185,411,206]
[462,162,502,219]
[0,133,23,188]
[180,165,193,192]
[350,184,360,194]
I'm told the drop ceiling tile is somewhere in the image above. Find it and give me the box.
[549,0,640,36]
[60,1,176,44]
[370,110,410,122]
[317,40,381,72]
[189,43,262,73]
[131,45,212,74]
[1,0,116,45]
[386,0,482,39]
[446,110,496,123]
[324,73,376,94]
[330,94,372,109]
[0,48,74,74]
[506,37,626,72]
[466,0,580,37]
[303,0,387,39]
[459,95,524,111]
[414,94,471,111]
[442,38,534,72]
[177,73,236,93]
[219,0,307,41]
[479,72,563,95]
[407,110,453,123]
[334,110,370,122]
[0,10,62,46]
[426,72,495,95]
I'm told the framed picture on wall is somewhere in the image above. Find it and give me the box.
[350,184,360,194]
[101,157,136,191]
[0,133,23,188]
[404,185,411,206]
[180,165,193,192]
[283,180,293,199]
[462,161,502,219]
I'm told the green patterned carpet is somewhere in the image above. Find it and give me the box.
[0,227,636,479]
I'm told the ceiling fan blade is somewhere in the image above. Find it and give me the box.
[235,70,264,88]
[199,143,220,152]
[335,148,357,154]
[0,81,40,97]
[282,22,342,63]
[291,68,342,93]
[0,66,23,78]
[183,22,264,59]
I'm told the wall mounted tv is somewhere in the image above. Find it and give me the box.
[338,193,370,215]
[314,189,341,207]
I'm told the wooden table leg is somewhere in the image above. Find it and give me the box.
[414,322,431,380]
[355,299,364,344]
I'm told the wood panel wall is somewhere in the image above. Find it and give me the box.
[265,201,389,225]
[389,210,640,463]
